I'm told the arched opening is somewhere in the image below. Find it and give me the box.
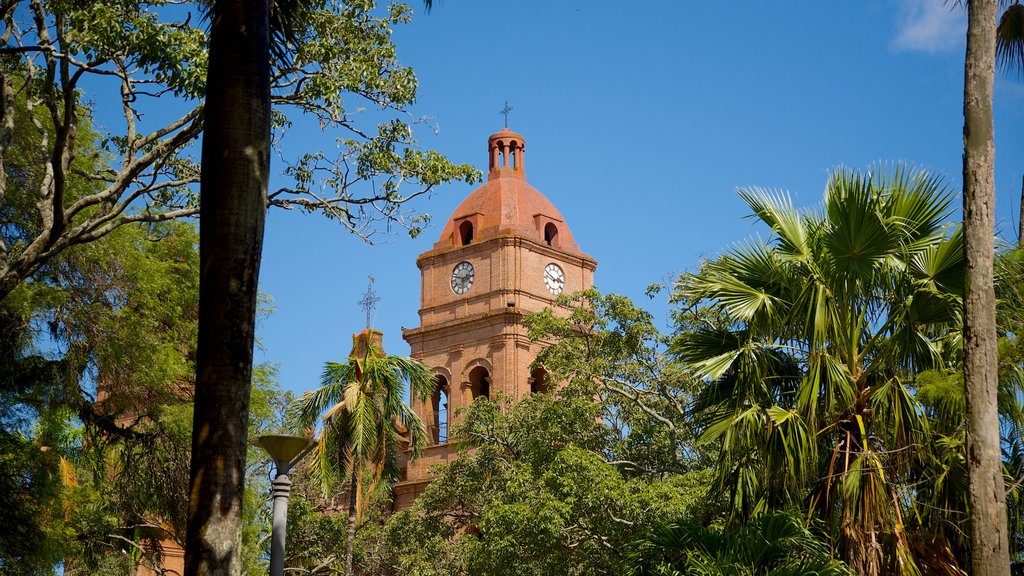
[543,223,558,247]
[530,367,549,394]
[431,375,449,444]
[468,366,490,401]
[459,221,474,246]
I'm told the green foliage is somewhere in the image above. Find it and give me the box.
[281,496,350,573]
[0,0,480,296]
[525,289,702,475]
[997,2,1024,76]
[288,335,434,574]
[0,210,293,573]
[671,165,963,574]
[997,249,1024,562]
[0,429,68,575]
[909,250,1024,563]
[630,510,852,576]
[384,391,716,575]
[289,339,434,499]
[0,218,198,572]
[1,1,475,570]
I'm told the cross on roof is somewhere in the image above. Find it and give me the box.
[358,276,380,329]
[500,101,513,128]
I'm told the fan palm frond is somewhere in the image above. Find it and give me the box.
[997,2,1024,76]
[674,164,962,573]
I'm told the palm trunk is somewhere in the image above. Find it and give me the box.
[345,466,359,576]
[838,410,884,576]
[962,1,1011,575]
[840,525,884,576]
[183,1,271,575]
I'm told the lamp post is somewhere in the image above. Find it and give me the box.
[257,434,316,576]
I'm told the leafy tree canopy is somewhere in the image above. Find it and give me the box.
[382,391,717,576]
[0,209,290,574]
[0,0,480,298]
[525,289,704,476]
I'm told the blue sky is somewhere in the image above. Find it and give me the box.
[255,0,1024,397]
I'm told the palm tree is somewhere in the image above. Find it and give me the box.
[629,511,851,576]
[184,2,441,573]
[962,0,1013,573]
[185,1,273,575]
[672,165,963,575]
[290,330,433,576]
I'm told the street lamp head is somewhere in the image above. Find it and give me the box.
[257,434,316,475]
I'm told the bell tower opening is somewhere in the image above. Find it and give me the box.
[487,129,525,180]
[530,367,549,394]
[459,221,474,246]
[431,375,449,445]
[468,366,490,401]
[544,223,558,247]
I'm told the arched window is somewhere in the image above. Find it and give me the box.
[544,223,558,247]
[530,367,549,394]
[469,366,490,400]
[430,375,450,440]
[431,376,449,444]
[459,221,474,246]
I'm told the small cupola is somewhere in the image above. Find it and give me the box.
[488,127,525,181]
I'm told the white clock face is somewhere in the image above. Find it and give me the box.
[451,261,474,294]
[544,263,565,295]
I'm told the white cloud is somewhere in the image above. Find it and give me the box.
[891,0,966,53]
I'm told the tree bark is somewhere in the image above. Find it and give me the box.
[183,1,270,575]
[345,467,359,576]
[963,1,1011,575]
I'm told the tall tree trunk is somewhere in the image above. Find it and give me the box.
[345,467,359,576]
[963,1,1011,575]
[183,0,270,575]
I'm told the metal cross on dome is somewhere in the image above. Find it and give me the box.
[499,101,513,128]
[358,275,380,329]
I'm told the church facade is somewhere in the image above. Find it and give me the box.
[394,127,596,509]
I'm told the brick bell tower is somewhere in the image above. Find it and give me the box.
[393,127,597,508]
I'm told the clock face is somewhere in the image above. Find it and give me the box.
[451,261,474,295]
[544,263,565,295]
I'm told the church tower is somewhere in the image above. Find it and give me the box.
[393,128,597,508]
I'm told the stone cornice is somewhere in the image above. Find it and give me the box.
[416,287,565,319]
[403,309,526,343]
[416,231,597,271]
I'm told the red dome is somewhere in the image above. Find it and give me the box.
[431,128,580,253]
